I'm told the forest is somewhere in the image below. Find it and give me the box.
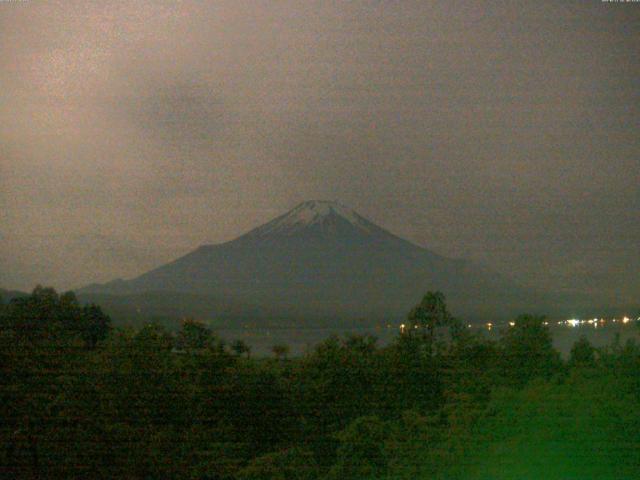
[1,287,639,479]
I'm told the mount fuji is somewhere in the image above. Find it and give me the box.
[80,201,551,326]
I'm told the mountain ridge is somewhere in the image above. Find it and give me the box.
[79,201,567,325]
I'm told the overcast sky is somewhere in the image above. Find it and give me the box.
[1,1,638,303]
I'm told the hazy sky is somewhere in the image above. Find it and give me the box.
[1,1,638,302]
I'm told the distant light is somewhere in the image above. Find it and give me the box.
[543,321,549,326]
[486,322,493,330]
[467,324,472,329]
[567,319,580,327]
[509,321,515,327]
[623,316,630,324]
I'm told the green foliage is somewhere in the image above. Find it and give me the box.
[236,447,319,480]
[499,314,562,386]
[406,291,453,347]
[0,288,637,479]
[0,286,111,348]
[271,343,290,361]
[328,416,388,479]
[569,335,597,367]
[384,410,446,479]
[380,334,444,413]
[176,318,221,352]
[445,369,640,480]
[231,339,251,358]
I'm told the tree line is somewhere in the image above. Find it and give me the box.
[1,287,639,479]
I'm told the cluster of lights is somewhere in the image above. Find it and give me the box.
[400,316,640,333]
[399,316,638,333]
[559,316,637,328]
[474,316,638,331]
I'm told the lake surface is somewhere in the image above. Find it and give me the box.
[218,320,640,357]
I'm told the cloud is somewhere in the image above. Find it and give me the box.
[0,1,638,302]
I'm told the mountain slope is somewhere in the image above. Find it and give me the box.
[0,288,29,303]
[80,201,549,325]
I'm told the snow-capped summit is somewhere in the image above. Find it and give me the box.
[81,200,533,325]
[287,200,361,224]
[243,200,378,238]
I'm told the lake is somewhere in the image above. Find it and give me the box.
[217,319,640,357]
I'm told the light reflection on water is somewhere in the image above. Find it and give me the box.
[217,321,640,358]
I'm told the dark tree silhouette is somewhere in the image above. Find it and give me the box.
[569,335,596,367]
[231,339,251,358]
[176,318,213,351]
[406,291,453,347]
[271,343,290,361]
[0,286,111,348]
[500,314,561,386]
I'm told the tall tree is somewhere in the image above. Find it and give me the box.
[569,335,596,367]
[0,287,111,348]
[499,314,561,386]
[406,291,452,347]
[176,318,213,351]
